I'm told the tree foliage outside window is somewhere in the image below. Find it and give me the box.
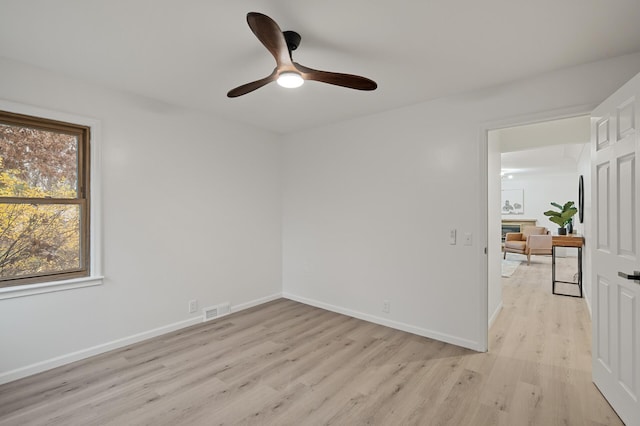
[0,111,90,287]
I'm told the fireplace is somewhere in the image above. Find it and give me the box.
[501,224,521,241]
[501,219,537,241]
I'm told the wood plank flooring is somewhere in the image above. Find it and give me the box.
[0,257,622,425]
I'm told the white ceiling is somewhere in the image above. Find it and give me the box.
[499,116,590,176]
[1,1,640,134]
[501,143,588,177]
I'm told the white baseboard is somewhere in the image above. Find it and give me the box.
[0,317,201,385]
[488,301,503,328]
[0,292,282,385]
[282,292,483,352]
[584,292,592,319]
[232,292,282,313]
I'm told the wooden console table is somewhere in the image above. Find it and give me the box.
[552,234,584,298]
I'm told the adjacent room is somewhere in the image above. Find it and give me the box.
[1,1,640,424]
[490,116,590,296]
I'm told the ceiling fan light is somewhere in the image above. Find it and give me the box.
[277,72,304,88]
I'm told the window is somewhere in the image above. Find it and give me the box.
[0,110,90,288]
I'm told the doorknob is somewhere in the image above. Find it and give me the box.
[618,271,640,282]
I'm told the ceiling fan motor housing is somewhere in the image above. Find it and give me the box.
[283,30,301,51]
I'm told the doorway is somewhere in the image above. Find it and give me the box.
[486,114,591,335]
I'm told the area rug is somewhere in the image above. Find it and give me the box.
[502,259,521,277]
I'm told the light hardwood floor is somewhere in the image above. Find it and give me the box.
[0,257,622,425]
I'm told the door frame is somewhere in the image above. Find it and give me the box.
[478,103,596,351]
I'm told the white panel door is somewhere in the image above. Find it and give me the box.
[592,72,640,425]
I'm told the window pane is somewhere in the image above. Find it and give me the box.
[0,123,78,198]
[0,203,81,282]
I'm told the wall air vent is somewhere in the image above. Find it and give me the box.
[203,306,218,321]
[202,302,231,322]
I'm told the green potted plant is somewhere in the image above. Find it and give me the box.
[544,201,578,235]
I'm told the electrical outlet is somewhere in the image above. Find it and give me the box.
[188,300,198,313]
[464,233,472,246]
[383,300,390,313]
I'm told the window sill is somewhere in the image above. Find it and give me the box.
[0,276,104,300]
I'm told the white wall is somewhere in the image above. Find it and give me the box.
[502,169,581,258]
[0,58,283,381]
[501,170,581,232]
[282,53,640,351]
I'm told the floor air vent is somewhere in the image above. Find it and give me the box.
[203,302,231,322]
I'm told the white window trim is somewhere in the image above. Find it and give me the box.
[0,99,103,300]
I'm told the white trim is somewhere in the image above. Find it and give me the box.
[0,99,103,298]
[0,276,104,300]
[283,292,483,352]
[478,124,489,352]
[488,301,503,328]
[0,292,283,384]
[479,103,597,132]
[0,316,201,385]
[231,292,282,313]
[479,103,596,352]
[584,290,593,319]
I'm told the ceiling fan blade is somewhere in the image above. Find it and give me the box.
[294,63,377,91]
[247,12,293,68]
[227,71,277,98]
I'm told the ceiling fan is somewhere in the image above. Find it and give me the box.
[227,12,377,98]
